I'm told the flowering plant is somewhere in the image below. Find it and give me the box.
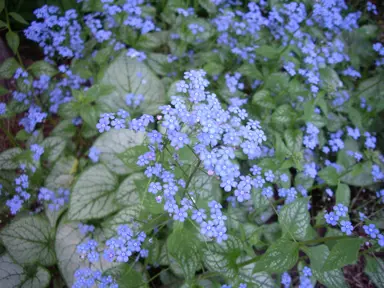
[0,0,383,287]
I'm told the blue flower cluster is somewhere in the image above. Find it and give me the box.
[25,6,84,59]
[73,267,117,288]
[324,204,353,235]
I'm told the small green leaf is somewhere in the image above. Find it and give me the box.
[302,245,347,288]
[93,129,145,175]
[6,31,20,54]
[0,57,20,79]
[9,12,29,25]
[28,61,58,77]
[272,105,296,126]
[0,216,56,266]
[318,166,339,186]
[278,197,311,241]
[252,89,276,109]
[68,164,119,220]
[167,228,201,280]
[0,19,6,28]
[255,45,279,59]
[0,147,22,170]
[238,63,263,79]
[0,85,8,96]
[254,238,299,273]
[323,238,362,271]
[42,136,67,163]
[284,129,303,153]
[198,0,217,13]
[335,183,350,207]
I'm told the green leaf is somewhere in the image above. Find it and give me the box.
[93,129,145,175]
[203,62,224,75]
[6,31,20,54]
[284,129,303,153]
[198,0,217,13]
[272,105,296,126]
[118,145,148,173]
[101,206,141,238]
[278,197,311,241]
[319,68,342,92]
[167,228,201,280]
[322,238,363,271]
[364,255,384,287]
[238,261,275,288]
[28,61,58,77]
[0,253,24,286]
[302,245,347,288]
[100,53,166,115]
[51,120,76,138]
[0,147,22,169]
[238,63,263,79]
[115,173,143,207]
[255,45,279,59]
[0,216,56,266]
[55,219,87,286]
[0,57,20,79]
[9,12,28,25]
[318,166,339,186]
[118,266,148,288]
[202,236,242,279]
[42,136,66,163]
[340,162,374,187]
[0,85,8,96]
[252,90,276,109]
[254,238,299,273]
[15,129,29,141]
[45,156,77,191]
[21,266,51,288]
[69,164,119,220]
[335,183,350,207]
[0,0,4,13]
[0,19,6,28]
[135,31,169,50]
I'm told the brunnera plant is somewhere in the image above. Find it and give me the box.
[0,0,383,287]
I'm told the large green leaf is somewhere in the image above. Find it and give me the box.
[93,129,145,175]
[45,156,77,190]
[323,238,363,271]
[318,166,339,186]
[100,53,166,115]
[115,173,143,206]
[167,228,202,280]
[0,216,56,266]
[341,162,374,187]
[68,164,119,220]
[55,217,117,286]
[237,257,275,288]
[0,253,25,287]
[284,129,303,153]
[364,255,384,287]
[302,245,347,288]
[0,147,22,170]
[254,238,299,273]
[278,197,311,241]
[101,206,142,238]
[55,219,88,286]
[21,266,51,288]
[202,236,243,279]
[42,136,66,163]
